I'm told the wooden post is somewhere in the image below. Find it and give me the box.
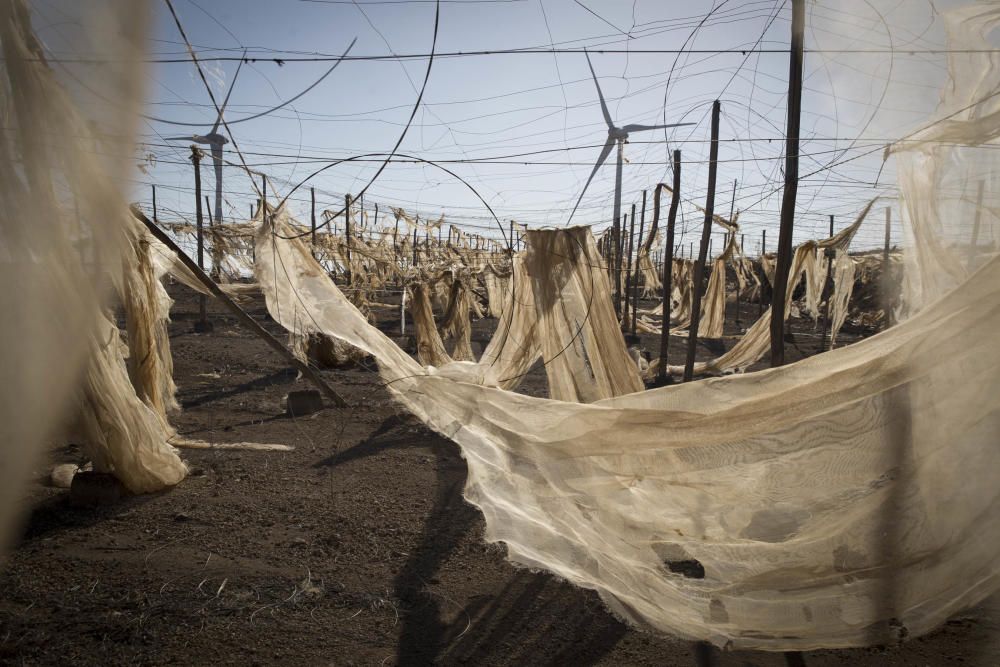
[344,194,352,280]
[820,213,835,349]
[132,207,348,408]
[769,0,805,368]
[191,146,208,331]
[729,179,737,222]
[759,228,766,315]
[624,205,637,330]
[683,100,721,382]
[399,285,406,336]
[631,190,647,337]
[256,176,266,267]
[657,152,682,383]
[969,179,985,270]
[310,186,317,251]
[509,220,514,254]
[736,232,744,325]
[819,215,834,352]
[882,206,892,331]
[412,228,418,267]
[151,184,158,223]
[616,214,627,316]
[204,195,218,281]
[719,233,727,329]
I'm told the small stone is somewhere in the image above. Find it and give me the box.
[50,463,80,489]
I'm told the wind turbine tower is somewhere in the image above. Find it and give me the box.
[566,51,693,311]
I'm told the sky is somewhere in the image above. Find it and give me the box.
[31,0,990,254]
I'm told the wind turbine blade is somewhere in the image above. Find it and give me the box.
[584,49,614,131]
[165,135,197,141]
[620,122,696,133]
[566,137,615,225]
[211,50,246,134]
[211,144,224,224]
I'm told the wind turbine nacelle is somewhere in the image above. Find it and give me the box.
[200,132,229,146]
[609,127,629,142]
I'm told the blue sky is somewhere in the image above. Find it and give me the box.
[35,0,983,253]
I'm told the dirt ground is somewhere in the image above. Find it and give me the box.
[1,284,998,666]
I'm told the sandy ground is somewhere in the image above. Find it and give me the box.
[1,283,997,666]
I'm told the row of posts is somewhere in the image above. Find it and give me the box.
[603,98,897,383]
[175,96,897,381]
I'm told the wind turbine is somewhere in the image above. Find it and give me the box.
[566,50,693,312]
[567,51,693,227]
[167,56,245,229]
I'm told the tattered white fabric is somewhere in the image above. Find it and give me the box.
[889,4,1000,312]
[73,313,187,493]
[122,224,181,423]
[261,216,640,403]
[408,281,453,367]
[255,195,1000,649]
[663,240,826,377]
[642,206,870,378]
[439,276,476,362]
[10,0,990,651]
[148,234,258,303]
[696,236,740,339]
[802,246,830,321]
[643,240,820,379]
[521,227,643,402]
[829,252,856,348]
[477,256,540,391]
[760,253,776,286]
[637,249,661,294]
[669,259,694,326]
[0,0,178,547]
[480,263,512,319]
[732,243,760,299]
